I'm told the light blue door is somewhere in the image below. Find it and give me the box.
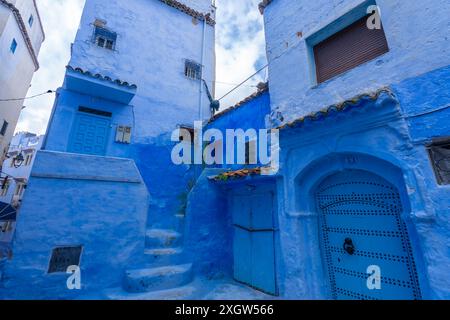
[69,113,111,156]
[316,170,421,300]
[232,191,277,295]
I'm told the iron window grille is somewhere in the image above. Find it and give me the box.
[93,26,117,50]
[185,60,202,80]
[48,246,83,274]
[427,139,450,185]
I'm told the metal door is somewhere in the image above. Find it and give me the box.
[232,192,277,295]
[69,113,111,156]
[316,170,421,300]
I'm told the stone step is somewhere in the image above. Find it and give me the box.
[105,285,196,300]
[144,247,184,266]
[123,264,193,293]
[145,229,182,249]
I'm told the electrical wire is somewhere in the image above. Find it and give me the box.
[214,81,258,88]
[217,64,268,101]
[0,90,54,102]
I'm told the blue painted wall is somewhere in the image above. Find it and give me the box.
[44,88,134,159]
[205,89,271,170]
[270,78,449,299]
[184,168,233,278]
[42,0,217,229]
[0,151,149,299]
[262,0,450,126]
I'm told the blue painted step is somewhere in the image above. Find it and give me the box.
[144,247,184,266]
[124,264,193,293]
[145,229,182,248]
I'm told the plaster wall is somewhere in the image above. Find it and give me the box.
[276,83,449,299]
[263,0,450,125]
[0,151,149,299]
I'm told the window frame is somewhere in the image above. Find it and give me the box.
[305,0,385,86]
[1,181,9,197]
[184,60,202,80]
[24,153,33,166]
[427,139,450,185]
[93,25,117,51]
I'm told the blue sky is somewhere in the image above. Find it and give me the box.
[16,0,266,135]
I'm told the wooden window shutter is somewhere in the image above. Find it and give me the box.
[314,15,389,84]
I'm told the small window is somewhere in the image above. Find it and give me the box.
[15,183,25,197]
[0,121,9,136]
[115,126,132,144]
[313,14,389,83]
[185,60,202,80]
[10,39,17,54]
[28,15,34,27]
[24,153,33,166]
[428,139,450,185]
[48,246,83,274]
[94,26,117,50]
[1,181,9,197]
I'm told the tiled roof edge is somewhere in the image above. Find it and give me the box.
[66,66,138,89]
[208,82,269,124]
[278,87,396,131]
[158,0,216,26]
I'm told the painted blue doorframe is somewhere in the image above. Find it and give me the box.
[232,189,278,295]
[68,110,111,156]
[315,169,422,300]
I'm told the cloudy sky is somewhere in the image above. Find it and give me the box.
[16,0,267,135]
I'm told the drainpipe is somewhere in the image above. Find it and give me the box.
[199,16,207,121]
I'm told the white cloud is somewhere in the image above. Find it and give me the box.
[16,0,85,135]
[16,0,266,134]
[215,0,267,110]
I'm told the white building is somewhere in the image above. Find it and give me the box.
[0,132,42,247]
[0,0,44,164]
[0,131,43,206]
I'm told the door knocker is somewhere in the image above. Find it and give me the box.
[343,238,356,255]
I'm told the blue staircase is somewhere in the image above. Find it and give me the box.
[121,215,194,296]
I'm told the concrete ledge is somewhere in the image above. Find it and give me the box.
[31,150,143,183]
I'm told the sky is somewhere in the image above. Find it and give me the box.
[15,0,267,135]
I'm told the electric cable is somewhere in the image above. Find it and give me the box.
[0,90,54,102]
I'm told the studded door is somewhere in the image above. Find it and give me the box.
[315,170,421,300]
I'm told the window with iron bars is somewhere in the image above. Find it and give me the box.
[185,60,202,80]
[427,138,450,185]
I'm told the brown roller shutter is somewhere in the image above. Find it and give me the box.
[314,15,389,84]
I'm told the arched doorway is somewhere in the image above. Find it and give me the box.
[315,169,422,300]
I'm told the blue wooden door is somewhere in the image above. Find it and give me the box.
[316,170,421,300]
[69,113,111,156]
[232,191,277,295]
